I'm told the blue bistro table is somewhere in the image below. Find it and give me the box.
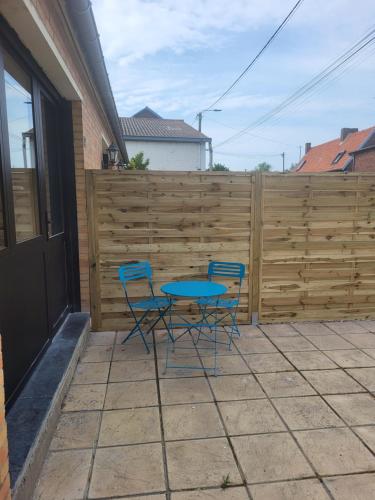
[161,280,227,375]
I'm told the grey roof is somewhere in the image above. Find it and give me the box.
[120,116,210,143]
[133,107,162,119]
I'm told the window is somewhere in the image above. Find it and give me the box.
[4,50,40,242]
[332,151,346,164]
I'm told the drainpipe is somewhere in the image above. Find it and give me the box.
[208,139,213,170]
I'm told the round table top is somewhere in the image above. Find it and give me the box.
[161,280,227,298]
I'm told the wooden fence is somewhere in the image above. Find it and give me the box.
[86,170,375,330]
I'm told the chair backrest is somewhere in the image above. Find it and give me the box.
[118,261,152,286]
[208,261,246,281]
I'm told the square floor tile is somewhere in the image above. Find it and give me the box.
[166,438,241,490]
[219,399,285,435]
[62,384,106,411]
[214,355,251,375]
[324,473,375,500]
[123,496,166,500]
[364,348,375,359]
[163,403,224,440]
[302,369,364,395]
[341,333,375,349]
[346,367,375,391]
[244,353,294,373]
[80,345,113,362]
[324,349,375,368]
[250,479,331,500]
[160,378,213,405]
[272,396,343,430]
[159,355,204,378]
[324,394,375,426]
[238,324,265,337]
[99,407,161,446]
[293,322,334,336]
[89,443,165,498]
[260,323,299,337]
[271,336,316,352]
[72,362,110,384]
[33,449,92,500]
[285,351,337,370]
[104,380,158,409]
[171,488,249,499]
[113,343,154,361]
[256,372,316,397]
[231,433,313,483]
[326,321,368,334]
[357,320,375,332]
[234,337,277,354]
[109,359,156,382]
[50,411,101,450]
[353,426,375,453]
[87,331,116,345]
[210,374,265,401]
[306,335,354,350]
[294,428,375,475]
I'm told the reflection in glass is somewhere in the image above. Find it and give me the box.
[4,52,39,242]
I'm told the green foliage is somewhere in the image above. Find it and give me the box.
[127,152,150,170]
[210,162,229,171]
[221,474,231,489]
[253,161,272,172]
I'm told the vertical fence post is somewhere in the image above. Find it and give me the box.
[251,171,263,324]
[86,170,102,330]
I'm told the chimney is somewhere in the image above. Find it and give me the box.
[305,142,311,154]
[340,127,358,142]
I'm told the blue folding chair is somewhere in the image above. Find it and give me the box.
[118,261,174,353]
[196,261,246,349]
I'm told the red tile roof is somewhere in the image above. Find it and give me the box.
[296,127,375,173]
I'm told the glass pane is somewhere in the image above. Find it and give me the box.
[4,52,40,242]
[41,95,63,236]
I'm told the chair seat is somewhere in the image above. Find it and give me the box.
[196,297,239,308]
[130,296,171,310]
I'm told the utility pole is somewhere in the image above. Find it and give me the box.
[208,139,213,169]
[299,145,302,160]
[281,152,285,173]
[198,112,203,132]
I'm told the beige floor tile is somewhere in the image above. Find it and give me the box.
[62,384,106,411]
[197,341,240,356]
[166,438,241,490]
[326,321,368,334]
[272,396,343,430]
[271,336,316,352]
[113,342,154,361]
[293,322,334,336]
[364,348,375,359]
[80,345,113,362]
[89,443,165,498]
[244,353,294,373]
[357,320,375,332]
[163,403,224,440]
[120,496,166,500]
[341,333,375,349]
[50,411,100,450]
[109,359,156,382]
[256,372,316,397]
[325,394,375,425]
[104,380,158,409]
[324,349,375,368]
[285,351,337,370]
[346,367,375,391]
[306,335,354,350]
[260,323,299,337]
[353,426,375,453]
[33,449,92,500]
[219,399,285,435]
[72,362,110,384]
[159,355,205,378]
[234,337,277,354]
[238,324,265,337]
[99,407,161,446]
[210,374,265,401]
[250,479,330,500]
[324,473,375,500]
[87,331,116,345]
[171,487,249,499]
[294,428,375,475]
[231,433,313,483]
[215,355,250,375]
[160,378,213,405]
[302,369,364,395]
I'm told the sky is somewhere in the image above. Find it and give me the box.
[92,0,375,171]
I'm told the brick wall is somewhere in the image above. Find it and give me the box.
[0,341,10,500]
[352,149,375,172]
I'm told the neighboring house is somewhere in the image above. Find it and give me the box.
[0,1,127,497]
[121,107,211,170]
[295,127,375,173]
[350,144,375,172]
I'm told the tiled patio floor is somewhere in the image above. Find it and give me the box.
[33,321,375,499]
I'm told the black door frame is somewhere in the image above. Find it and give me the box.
[0,16,81,405]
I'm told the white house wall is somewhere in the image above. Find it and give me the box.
[125,140,206,170]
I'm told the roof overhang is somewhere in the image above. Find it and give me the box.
[124,136,210,143]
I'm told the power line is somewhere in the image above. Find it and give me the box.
[205,0,305,111]
[215,26,375,148]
